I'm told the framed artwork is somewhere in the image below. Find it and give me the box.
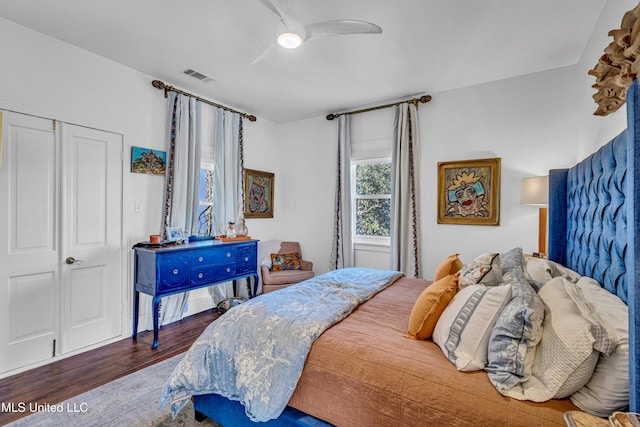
[244,169,274,218]
[437,158,501,225]
[166,227,184,242]
[131,146,166,175]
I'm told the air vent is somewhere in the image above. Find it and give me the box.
[183,68,214,83]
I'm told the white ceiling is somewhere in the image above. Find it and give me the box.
[0,0,607,123]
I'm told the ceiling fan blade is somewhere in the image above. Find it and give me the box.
[305,20,382,39]
[257,0,299,33]
[257,0,282,17]
[250,43,276,65]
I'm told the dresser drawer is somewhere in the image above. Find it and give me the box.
[158,253,190,291]
[191,247,236,267]
[191,264,237,286]
[236,245,257,273]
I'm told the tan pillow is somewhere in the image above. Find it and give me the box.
[433,254,463,281]
[406,274,459,340]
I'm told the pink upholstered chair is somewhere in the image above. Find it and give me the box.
[261,241,314,293]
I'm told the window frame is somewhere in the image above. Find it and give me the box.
[351,157,392,246]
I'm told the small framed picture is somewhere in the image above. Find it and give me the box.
[166,227,184,242]
[244,168,274,218]
[131,146,166,175]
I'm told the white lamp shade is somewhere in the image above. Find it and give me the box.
[520,175,548,206]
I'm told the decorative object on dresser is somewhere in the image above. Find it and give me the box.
[132,239,259,349]
[226,221,236,238]
[437,157,501,225]
[235,217,248,236]
[261,241,314,293]
[244,168,274,218]
[165,226,184,243]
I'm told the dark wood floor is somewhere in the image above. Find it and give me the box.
[0,309,221,426]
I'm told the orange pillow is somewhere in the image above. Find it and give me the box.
[406,274,459,340]
[433,253,463,281]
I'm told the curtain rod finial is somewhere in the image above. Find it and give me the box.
[326,113,337,121]
[419,95,432,103]
[248,115,257,122]
[152,80,166,89]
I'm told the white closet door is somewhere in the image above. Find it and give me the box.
[0,112,123,375]
[0,112,60,373]
[59,123,122,354]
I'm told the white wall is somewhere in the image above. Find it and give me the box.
[243,116,336,272]
[420,65,586,271]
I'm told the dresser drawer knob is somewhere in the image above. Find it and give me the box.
[173,269,179,275]
[244,257,249,262]
[226,268,231,273]
[226,252,231,258]
[198,256,204,262]
[198,273,203,279]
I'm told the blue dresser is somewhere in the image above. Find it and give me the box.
[132,239,259,349]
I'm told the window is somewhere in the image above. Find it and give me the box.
[197,162,214,235]
[352,159,391,242]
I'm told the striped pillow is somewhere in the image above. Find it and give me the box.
[433,284,512,371]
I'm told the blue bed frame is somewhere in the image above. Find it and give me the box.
[549,79,640,413]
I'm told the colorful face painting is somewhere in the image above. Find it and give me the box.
[446,170,489,218]
[244,169,274,218]
[249,176,268,214]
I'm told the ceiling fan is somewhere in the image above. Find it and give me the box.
[252,0,383,64]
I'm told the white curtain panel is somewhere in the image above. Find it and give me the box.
[209,108,243,302]
[212,109,243,236]
[169,95,201,236]
[153,93,201,326]
[330,115,354,270]
[391,103,422,278]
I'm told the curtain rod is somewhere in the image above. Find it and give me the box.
[325,94,432,120]
[151,80,257,122]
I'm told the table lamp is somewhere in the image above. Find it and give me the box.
[520,175,549,255]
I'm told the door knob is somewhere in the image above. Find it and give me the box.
[65,256,83,265]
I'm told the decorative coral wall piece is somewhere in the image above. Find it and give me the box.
[590,2,640,116]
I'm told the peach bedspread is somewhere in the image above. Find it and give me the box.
[288,277,578,426]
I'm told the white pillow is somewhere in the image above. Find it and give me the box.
[523,255,554,285]
[505,277,618,402]
[552,262,582,283]
[571,277,629,417]
[433,284,511,372]
[523,256,582,287]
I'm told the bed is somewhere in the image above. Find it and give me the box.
[159,81,640,426]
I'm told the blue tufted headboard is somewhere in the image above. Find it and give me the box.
[548,79,640,412]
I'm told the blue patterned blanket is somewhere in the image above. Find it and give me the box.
[159,267,404,421]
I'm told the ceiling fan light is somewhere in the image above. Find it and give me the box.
[277,32,303,49]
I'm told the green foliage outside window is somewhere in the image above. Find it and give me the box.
[355,162,391,237]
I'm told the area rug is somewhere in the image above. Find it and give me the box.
[6,354,221,427]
